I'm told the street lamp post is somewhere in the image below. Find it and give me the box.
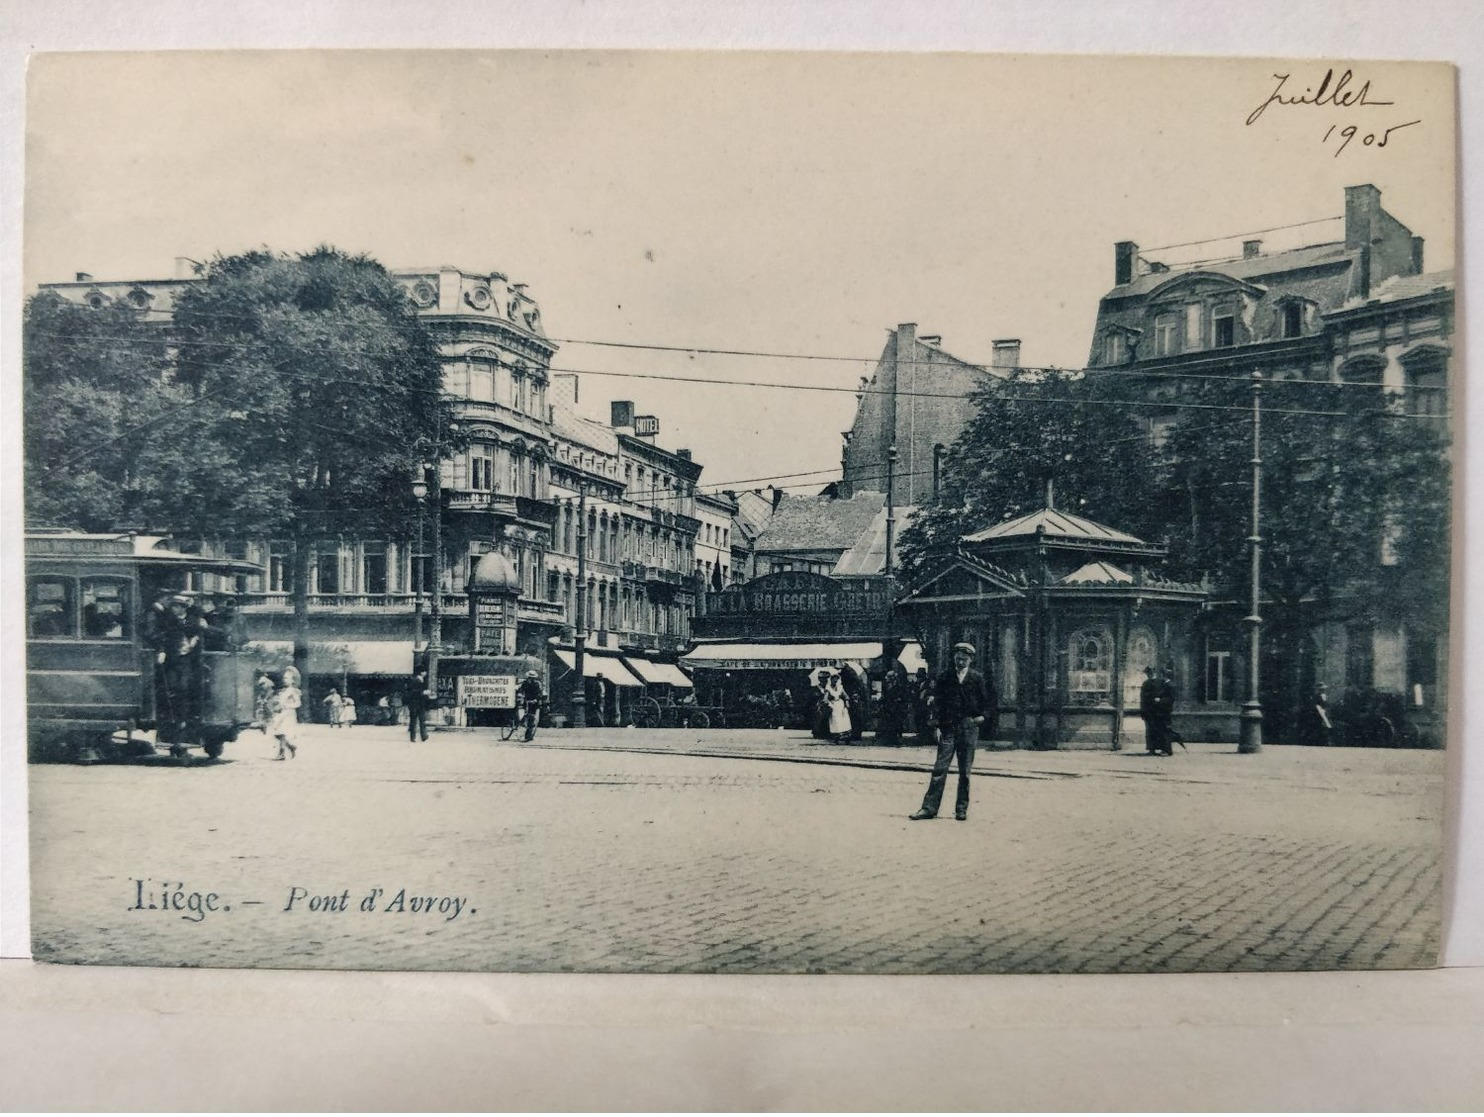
[427,458,443,706]
[412,472,427,665]
[884,444,897,577]
[571,483,588,728]
[1239,369,1264,754]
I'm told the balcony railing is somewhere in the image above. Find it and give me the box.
[445,490,519,516]
[239,591,563,618]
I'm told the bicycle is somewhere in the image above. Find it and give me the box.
[500,700,542,742]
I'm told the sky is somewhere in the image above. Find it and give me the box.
[23,51,1456,495]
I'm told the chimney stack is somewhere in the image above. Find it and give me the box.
[1243,239,1262,259]
[610,400,635,429]
[74,272,92,283]
[1115,241,1138,286]
[990,339,1022,370]
[677,449,692,461]
[1345,184,1383,297]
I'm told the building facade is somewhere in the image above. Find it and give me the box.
[1084,182,1453,744]
[37,263,714,722]
[838,324,1021,504]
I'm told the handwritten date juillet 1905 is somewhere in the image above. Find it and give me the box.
[129,878,475,923]
[1245,67,1394,126]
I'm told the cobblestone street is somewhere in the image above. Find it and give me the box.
[28,725,1444,973]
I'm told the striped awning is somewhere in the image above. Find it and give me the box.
[551,649,645,688]
[624,657,694,688]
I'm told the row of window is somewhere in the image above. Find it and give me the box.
[543,573,689,638]
[443,355,547,417]
[27,577,132,641]
[550,504,693,571]
[1105,300,1307,363]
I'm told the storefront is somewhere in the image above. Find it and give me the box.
[685,570,909,728]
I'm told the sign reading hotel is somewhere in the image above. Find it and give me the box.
[696,570,899,640]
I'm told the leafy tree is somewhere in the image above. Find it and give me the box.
[899,369,1163,575]
[23,290,178,530]
[900,364,1451,736]
[24,247,458,681]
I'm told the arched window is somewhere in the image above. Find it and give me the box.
[1068,626,1113,706]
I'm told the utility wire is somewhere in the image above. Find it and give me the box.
[1141,215,1344,254]
[28,326,1447,398]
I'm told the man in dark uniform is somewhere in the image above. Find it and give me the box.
[1140,665,1176,755]
[1139,667,1164,755]
[405,670,433,743]
[876,647,909,747]
[910,642,991,821]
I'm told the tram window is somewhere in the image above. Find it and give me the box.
[81,579,130,640]
[28,578,76,639]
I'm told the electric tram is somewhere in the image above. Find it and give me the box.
[25,532,261,763]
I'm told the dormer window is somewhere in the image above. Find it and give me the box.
[1214,311,1236,348]
[1104,331,1127,365]
[1282,302,1303,339]
[1153,314,1179,357]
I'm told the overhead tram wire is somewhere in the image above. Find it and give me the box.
[1140,214,1344,254]
[30,324,1448,404]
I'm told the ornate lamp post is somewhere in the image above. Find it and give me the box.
[427,457,443,700]
[571,481,588,728]
[1239,369,1264,754]
[884,444,898,577]
[411,470,427,667]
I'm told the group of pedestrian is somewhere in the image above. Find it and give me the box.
[321,688,359,728]
[1138,666,1180,756]
[812,663,866,744]
[253,666,302,760]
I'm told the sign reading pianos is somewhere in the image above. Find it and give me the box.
[694,570,900,641]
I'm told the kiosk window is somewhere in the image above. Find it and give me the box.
[28,578,76,639]
[81,578,130,640]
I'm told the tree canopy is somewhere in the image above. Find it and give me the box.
[900,365,1452,641]
[24,247,457,540]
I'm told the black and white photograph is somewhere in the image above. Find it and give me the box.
[14,47,1459,982]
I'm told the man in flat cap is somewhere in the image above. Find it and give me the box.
[911,641,993,821]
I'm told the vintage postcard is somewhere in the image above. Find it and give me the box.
[19,50,1456,974]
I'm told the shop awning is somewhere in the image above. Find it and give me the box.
[680,642,883,671]
[246,640,416,677]
[551,649,645,687]
[624,657,694,688]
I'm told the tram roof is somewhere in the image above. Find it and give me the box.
[25,532,261,574]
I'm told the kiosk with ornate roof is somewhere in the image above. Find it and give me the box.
[897,498,1211,749]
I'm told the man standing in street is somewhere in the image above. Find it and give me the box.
[910,642,990,822]
[405,670,433,743]
[1139,666,1165,755]
[1140,665,1176,755]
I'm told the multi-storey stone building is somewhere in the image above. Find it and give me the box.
[1080,182,1453,743]
[838,324,1022,504]
[36,263,710,719]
